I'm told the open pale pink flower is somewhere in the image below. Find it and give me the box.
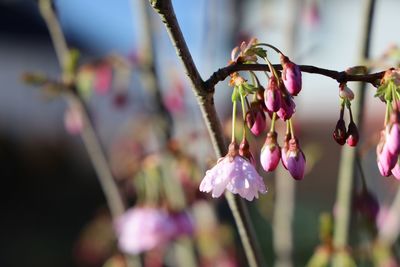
[280,54,302,96]
[282,138,306,180]
[200,143,267,201]
[260,131,281,172]
[114,207,175,255]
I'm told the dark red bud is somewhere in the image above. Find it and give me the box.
[346,121,359,147]
[333,119,347,145]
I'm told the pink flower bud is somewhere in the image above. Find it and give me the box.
[377,131,397,177]
[246,102,266,136]
[264,77,282,112]
[282,138,306,180]
[392,161,400,180]
[333,119,346,145]
[260,131,281,172]
[277,95,296,121]
[346,121,359,147]
[280,54,302,96]
[354,189,379,222]
[386,112,400,155]
[339,85,355,100]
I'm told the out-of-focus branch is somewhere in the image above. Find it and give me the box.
[38,0,125,219]
[38,0,69,74]
[148,1,265,267]
[332,0,376,266]
[136,0,173,141]
[205,63,385,90]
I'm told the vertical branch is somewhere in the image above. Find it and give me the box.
[148,1,265,266]
[332,0,376,265]
[136,0,173,141]
[38,0,125,219]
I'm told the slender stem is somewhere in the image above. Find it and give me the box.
[288,119,295,138]
[332,1,376,266]
[256,43,284,55]
[286,120,290,136]
[232,100,237,143]
[148,1,265,266]
[384,101,390,126]
[270,112,277,132]
[240,94,247,140]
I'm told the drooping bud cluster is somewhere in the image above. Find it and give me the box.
[332,83,359,147]
[199,40,307,201]
[375,70,400,179]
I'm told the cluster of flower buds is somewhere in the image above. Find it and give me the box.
[375,70,400,179]
[200,39,307,201]
[333,83,359,146]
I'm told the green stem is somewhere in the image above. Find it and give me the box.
[289,119,295,138]
[385,101,390,126]
[270,112,277,132]
[240,94,247,140]
[256,43,284,55]
[232,100,237,143]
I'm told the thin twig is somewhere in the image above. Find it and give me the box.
[148,0,265,266]
[136,0,173,141]
[332,1,376,266]
[38,1,140,266]
[205,63,385,91]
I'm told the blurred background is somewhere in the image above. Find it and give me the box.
[1,0,400,266]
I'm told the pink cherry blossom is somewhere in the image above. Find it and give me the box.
[260,131,281,172]
[94,64,112,95]
[280,54,302,96]
[114,207,176,255]
[199,145,267,201]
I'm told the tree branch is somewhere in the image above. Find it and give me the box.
[205,63,386,90]
[148,1,265,266]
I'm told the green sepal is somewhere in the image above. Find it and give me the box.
[375,83,388,98]
[253,47,267,58]
[242,83,257,94]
